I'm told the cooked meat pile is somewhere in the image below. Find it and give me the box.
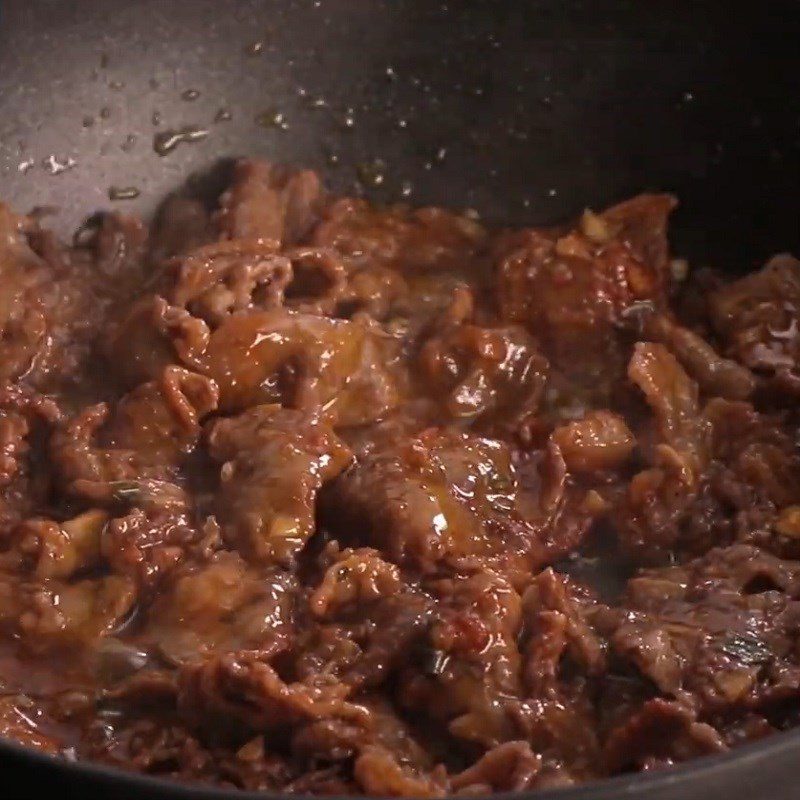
[0,160,799,795]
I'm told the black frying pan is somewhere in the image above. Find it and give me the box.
[1,1,799,797]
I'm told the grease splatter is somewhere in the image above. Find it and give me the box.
[153,126,209,156]
[108,186,141,201]
[42,155,76,175]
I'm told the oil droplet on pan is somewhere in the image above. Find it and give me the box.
[181,89,200,102]
[153,126,209,156]
[357,159,386,188]
[214,108,233,123]
[42,155,76,175]
[323,147,339,167]
[108,186,141,201]
[256,109,289,130]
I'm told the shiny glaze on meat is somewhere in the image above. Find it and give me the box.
[0,159,799,795]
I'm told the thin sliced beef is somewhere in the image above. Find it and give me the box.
[206,405,352,564]
[710,254,800,394]
[216,159,324,246]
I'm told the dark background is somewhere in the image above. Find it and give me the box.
[1,0,799,268]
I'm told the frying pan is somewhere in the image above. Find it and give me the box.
[0,0,799,797]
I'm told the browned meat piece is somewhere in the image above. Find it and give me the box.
[596,545,800,717]
[618,345,800,560]
[0,206,150,392]
[495,195,676,360]
[216,159,324,246]
[292,567,434,695]
[0,409,31,489]
[629,342,709,456]
[551,411,635,473]
[105,295,210,388]
[106,367,218,462]
[332,263,409,319]
[86,709,296,791]
[285,767,363,795]
[313,198,488,274]
[144,551,296,665]
[91,719,215,782]
[309,546,403,619]
[398,570,523,747]
[512,571,606,781]
[280,246,352,315]
[603,698,727,772]
[168,239,354,324]
[0,386,60,536]
[418,322,549,431]
[12,509,109,579]
[52,367,217,495]
[177,650,368,742]
[710,254,800,394]
[99,488,208,591]
[0,204,50,383]
[108,368,217,458]
[601,193,676,275]
[291,695,432,765]
[168,239,292,325]
[323,428,595,583]
[353,746,447,798]
[521,569,606,697]
[325,428,592,583]
[192,308,403,423]
[0,695,61,754]
[615,343,711,558]
[398,569,602,781]
[637,311,756,400]
[88,212,148,285]
[46,369,217,590]
[149,196,213,263]
[450,741,542,793]
[0,569,136,651]
[291,693,445,796]
[206,405,352,564]
[703,398,800,555]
